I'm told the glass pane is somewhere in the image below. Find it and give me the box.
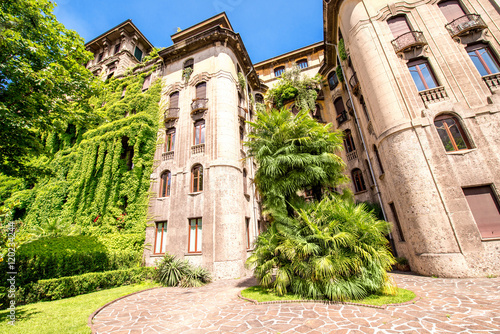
[193,174,198,192]
[418,64,437,89]
[199,168,203,191]
[160,223,167,253]
[161,175,167,197]
[189,220,196,252]
[435,120,455,151]
[167,173,171,196]
[155,224,162,253]
[481,49,500,74]
[197,219,202,252]
[200,124,205,144]
[195,126,200,145]
[409,66,427,91]
[469,51,489,76]
[445,119,467,150]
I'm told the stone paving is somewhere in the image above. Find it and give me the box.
[90,273,500,333]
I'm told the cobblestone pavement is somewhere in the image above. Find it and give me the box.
[90,273,500,333]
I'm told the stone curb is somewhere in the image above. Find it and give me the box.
[88,287,163,334]
[237,291,420,310]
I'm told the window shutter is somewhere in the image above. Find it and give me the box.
[463,186,500,238]
[334,98,345,115]
[196,82,207,99]
[387,16,411,38]
[170,92,179,108]
[439,0,466,22]
[142,75,151,91]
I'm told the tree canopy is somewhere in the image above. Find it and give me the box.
[0,0,98,176]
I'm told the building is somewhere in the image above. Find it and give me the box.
[86,1,500,278]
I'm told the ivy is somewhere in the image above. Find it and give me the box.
[336,66,344,83]
[339,38,347,61]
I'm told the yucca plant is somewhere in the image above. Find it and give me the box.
[179,266,212,287]
[155,253,190,287]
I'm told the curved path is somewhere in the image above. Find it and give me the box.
[90,273,500,333]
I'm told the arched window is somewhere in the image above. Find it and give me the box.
[160,171,171,197]
[165,127,175,152]
[196,82,207,99]
[243,169,248,195]
[297,59,308,69]
[374,145,385,174]
[438,0,466,22]
[343,130,356,153]
[434,114,471,151]
[328,71,339,90]
[184,58,194,70]
[352,169,366,193]
[193,120,205,145]
[387,15,412,39]
[255,93,264,104]
[191,165,203,192]
[274,66,285,77]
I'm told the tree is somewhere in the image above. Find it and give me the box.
[0,0,98,177]
[246,107,346,216]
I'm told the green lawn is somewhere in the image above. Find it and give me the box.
[0,282,159,334]
[241,286,416,306]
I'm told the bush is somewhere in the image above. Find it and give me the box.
[0,235,142,287]
[15,267,155,305]
[155,253,211,287]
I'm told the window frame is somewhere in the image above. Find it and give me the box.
[169,91,180,109]
[434,114,471,152]
[195,82,207,100]
[159,171,171,198]
[407,58,439,91]
[274,66,285,77]
[191,165,204,193]
[114,43,121,55]
[297,59,308,69]
[193,120,206,145]
[154,221,168,254]
[243,169,248,195]
[466,43,500,77]
[165,128,175,152]
[463,185,500,239]
[343,129,356,153]
[188,218,202,253]
[134,46,143,62]
[352,168,367,193]
[328,72,339,90]
[245,217,251,249]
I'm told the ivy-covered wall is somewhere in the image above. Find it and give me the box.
[8,66,162,236]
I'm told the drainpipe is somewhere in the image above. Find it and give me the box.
[327,42,397,256]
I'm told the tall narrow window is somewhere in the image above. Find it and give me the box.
[434,114,471,152]
[193,120,205,145]
[407,59,438,91]
[328,71,339,90]
[466,44,500,77]
[134,46,143,61]
[387,15,411,38]
[389,203,406,242]
[243,169,248,195]
[334,97,347,124]
[374,145,385,174]
[274,66,285,77]
[360,95,370,121]
[188,218,202,253]
[184,58,194,71]
[159,171,171,197]
[245,217,251,249]
[165,128,175,152]
[343,130,356,153]
[240,126,244,147]
[255,93,264,104]
[191,165,203,192]
[463,186,500,238]
[114,43,121,55]
[438,0,466,22]
[196,82,207,99]
[170,92,179,109]
[352,169,366,193]
[142,75,151,92]
[154,221,167,254]
[97,52,104,62]
[297,59,308,69]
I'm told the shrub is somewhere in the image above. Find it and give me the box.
[155,253,211,287]
[15,267,155,305]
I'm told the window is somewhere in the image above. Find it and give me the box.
[134,46,143,61]
[165,128,175,152]
[297,59,308,69]
[188,218,202,253]
[255,93,264,104]
[196,82,207,99]
[374,145,385,174]
[114,43,121,55]
[274,66,285,77]
[466,44,500,77]
[191,165,203,192]
[159,171,171,197]
[245,217,251,249]
[142,75,151,92]
[121,86,127,99]
[121,137,134,170]
[389,203,406,242]
[438,0,466,22]
[463,186,500,238]
[291,104,299,115]
[328,72,339,90]
[240,126,244,147]
[334,97,346,120]
[359,95,370,121]
[434,114,471,151]
[238,92,243,106]
[193,120,205,145]
[154,221,167,254]
[184,58,194,71]
[387,15,412,39]
[343,130,356,153]
[407,59,438,91]
[352,168,366,193]
[170,92,179,109]
[243,169,248,195]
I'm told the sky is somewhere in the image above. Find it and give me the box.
[53,0,324,64]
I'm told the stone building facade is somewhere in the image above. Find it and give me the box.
[86,1,500,278]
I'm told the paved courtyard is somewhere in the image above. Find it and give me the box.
[90,273,500,333]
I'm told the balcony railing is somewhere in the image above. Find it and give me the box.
[445,14,487,38]
[349,73,360,96]
[482,72,500,92]
[238,106,247,120]
[191,98,208,114]
[164,108,180,121]
[346,150,358,162]
[191,143,205,155]
[391,31,427,53]
[419,86,449,105]
[337,111,348,126]
[162,151,174,161]
[346,98,353,112]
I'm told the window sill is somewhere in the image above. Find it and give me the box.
[188,192,203,196]
[156,197,170,201]
[185,252,202,256]
[481,237,500,242]
[354,190,368,195]
[151,253,165,257]
[445,148,477,156]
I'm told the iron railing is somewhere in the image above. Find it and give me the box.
[445,14,487,38]
[191,98,208,113]
[391,31,427,53]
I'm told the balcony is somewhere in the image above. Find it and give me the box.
[482,73,500,92]
[164,108,180,121]
[419,86,449,105]
[349,73,360,96]
[445,14,487,38]
[238,106,247,120]
[346,150,358,162]
[162,151,174,161]
[391,31,427,54]
[336,111,348,126]
[346,98,353,112]
[191,143,205,155]
[191,98,208,114]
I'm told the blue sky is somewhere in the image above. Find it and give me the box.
[53,0,323,64]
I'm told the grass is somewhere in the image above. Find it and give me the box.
[0,281,159,334]
[241,286,416,306]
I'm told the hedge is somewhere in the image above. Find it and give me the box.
[0,235,143,287]
[12,267,156,306]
